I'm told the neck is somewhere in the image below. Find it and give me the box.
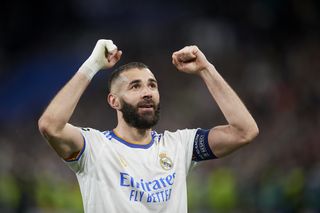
[114,122,152,145]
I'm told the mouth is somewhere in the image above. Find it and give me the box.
[139,104,153,108]
[138,102,155,112]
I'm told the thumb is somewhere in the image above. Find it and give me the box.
[108,50,122,64]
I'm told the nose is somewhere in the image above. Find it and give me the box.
[141,86,153,99]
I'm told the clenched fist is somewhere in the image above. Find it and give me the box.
[172,45,210,75]
[79,39,122,80]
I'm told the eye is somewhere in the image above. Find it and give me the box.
[131,84,140,90]
[149,82,158,89]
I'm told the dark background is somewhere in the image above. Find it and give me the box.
[1,0,319,212]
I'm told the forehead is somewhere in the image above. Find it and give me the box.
[119,68,156,83]
[111,68,157,93]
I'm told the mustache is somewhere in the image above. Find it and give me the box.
[137,100,156,108]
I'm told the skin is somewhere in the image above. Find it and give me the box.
[38,44,258,160]
[172,46,259,157]
[108,68,160,145]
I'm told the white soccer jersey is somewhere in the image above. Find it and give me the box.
[66,127,199,213]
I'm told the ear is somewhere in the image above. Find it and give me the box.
[107,93,121,110]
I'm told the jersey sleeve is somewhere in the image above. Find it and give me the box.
[64,127,104,174]
[173,128,199,174]
[173,128,217,174]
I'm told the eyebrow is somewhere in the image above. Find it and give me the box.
[128,78,158,86]
[149,79,158,84]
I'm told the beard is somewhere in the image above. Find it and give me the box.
[120,99,160,129]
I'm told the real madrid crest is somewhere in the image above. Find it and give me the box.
[159,153,173,170]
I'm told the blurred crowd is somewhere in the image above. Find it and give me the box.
[0,0,319,212]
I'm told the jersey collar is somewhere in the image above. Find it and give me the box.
[110,130,156,149]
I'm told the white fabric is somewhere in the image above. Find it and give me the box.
[78,39,117,80]
[66,127,197,213]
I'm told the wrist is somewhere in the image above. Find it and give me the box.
[199,63,216,77]
[78,58,101,80]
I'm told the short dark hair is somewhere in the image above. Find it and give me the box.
[108,62,149,92]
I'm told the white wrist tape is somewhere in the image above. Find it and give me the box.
[77,39,117,80]
[78,59,100,80]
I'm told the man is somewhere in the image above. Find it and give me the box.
[38,39,259,212]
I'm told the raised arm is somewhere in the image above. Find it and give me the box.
[172,46,258,158]
[38,39,122,159]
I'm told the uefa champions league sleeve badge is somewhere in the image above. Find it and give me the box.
[159,153,173,171]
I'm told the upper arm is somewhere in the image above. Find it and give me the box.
[208,125,252,158]
[40,123,84,160]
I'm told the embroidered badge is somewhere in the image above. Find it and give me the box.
[159,153,173,171]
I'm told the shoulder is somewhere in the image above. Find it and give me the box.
[158,128,199,143]
[80,127,109,133]
[163,128,199,137]
[79,127,112,140]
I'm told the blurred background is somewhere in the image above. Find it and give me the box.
[0,0,319,212]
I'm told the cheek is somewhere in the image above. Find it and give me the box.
[154,93,160,104]
[122,94,139,105]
